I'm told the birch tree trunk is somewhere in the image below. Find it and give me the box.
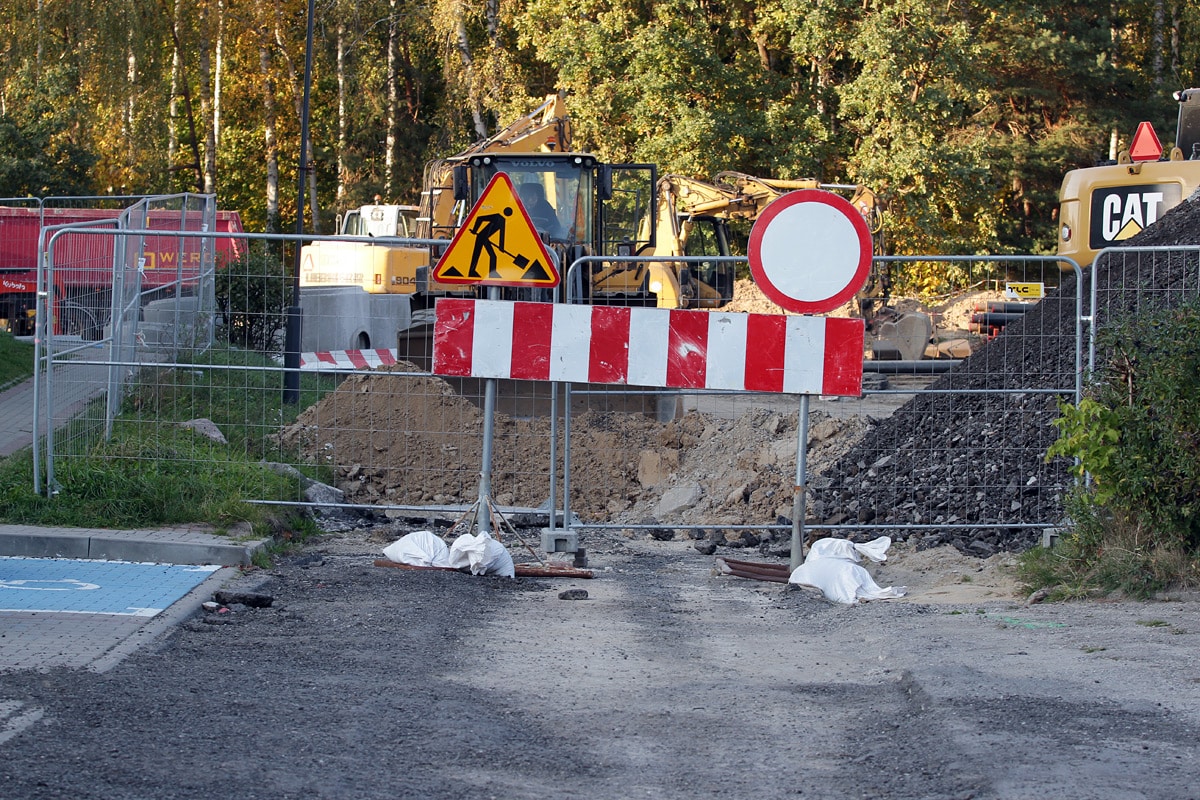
[336,19,347,209]
[125,12,137,188]
[452,1,487,138]
[215,0,225,155]
[1151,0,1165,87]
[199,45,216,193]
[168,0,181,173]
[261,45,279,233]
[386,0,398,199]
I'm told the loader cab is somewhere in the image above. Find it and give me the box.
[340,204,419,237]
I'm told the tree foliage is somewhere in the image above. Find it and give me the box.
[0,64,98,197]
[2,0,1197,258]
[214,243,292,352]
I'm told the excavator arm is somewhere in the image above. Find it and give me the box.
[459,93,573,155]
[634,172,889,313]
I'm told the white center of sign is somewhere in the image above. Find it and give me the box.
[756,202,863,303]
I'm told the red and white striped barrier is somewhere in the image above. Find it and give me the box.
[432,299,864,396]
[299,349,399,370]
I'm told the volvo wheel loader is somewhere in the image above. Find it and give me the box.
[297,93,661,352]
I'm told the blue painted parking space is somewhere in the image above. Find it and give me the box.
[0,557,220,617]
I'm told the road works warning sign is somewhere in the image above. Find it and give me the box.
[431,173,560,288]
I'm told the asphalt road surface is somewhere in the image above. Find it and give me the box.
[1,525,1198,800]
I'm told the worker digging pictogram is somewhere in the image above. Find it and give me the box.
[432,172,560,288]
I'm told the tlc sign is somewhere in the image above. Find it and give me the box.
[1088,183,1181,248]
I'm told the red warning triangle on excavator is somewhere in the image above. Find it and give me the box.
[431,173,560,288]
[1129,121,1164,162]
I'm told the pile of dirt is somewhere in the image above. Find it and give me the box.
[277,362,870,548]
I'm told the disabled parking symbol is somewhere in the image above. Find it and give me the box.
[0,578,100,591]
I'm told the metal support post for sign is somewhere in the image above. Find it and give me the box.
[547,381,559,531]
[563,382,573,534]
[474,285,501,531]
[283,0,316,405]
[789,393,811,572]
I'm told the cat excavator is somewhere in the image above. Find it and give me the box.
[1057,88,1200,269]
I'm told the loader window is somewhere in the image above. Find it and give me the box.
[472,157,594,247]
[601,165,657,255]
[682,217,722,257]
[683,217,735,305]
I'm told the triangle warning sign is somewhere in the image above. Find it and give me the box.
[432,173,561,288]
[1129,121,1163,162]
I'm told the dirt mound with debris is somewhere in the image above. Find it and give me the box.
[278,360,870,547]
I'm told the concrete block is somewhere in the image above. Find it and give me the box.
[541,529,579,554]
[1042,528,1061,549]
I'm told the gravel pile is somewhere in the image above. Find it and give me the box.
[811,194,1200,555]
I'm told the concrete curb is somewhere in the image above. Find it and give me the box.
[0,525,269,567]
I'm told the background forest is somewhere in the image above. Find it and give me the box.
[2,0,1199,259]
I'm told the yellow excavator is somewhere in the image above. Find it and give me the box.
[595,171,888,316]
[1058,88,1200,269]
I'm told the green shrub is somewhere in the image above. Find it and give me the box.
[215,243,293,352]
[1033,298,1200,597]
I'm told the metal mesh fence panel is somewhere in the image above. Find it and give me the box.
[1090,245,1200,369]
[34,226,575,518]
[35,195,223,493]
[559,255,1083,556]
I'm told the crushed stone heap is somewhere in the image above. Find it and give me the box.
[811,194,1200,555]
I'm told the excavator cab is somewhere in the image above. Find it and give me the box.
[680,215,736,306]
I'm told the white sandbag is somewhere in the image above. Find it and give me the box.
[806,537,863,562]
[805,535,893,564]
[852,536,894,563]
[381,530,451,568]
[788,536,905,604]
[448,532,515,578]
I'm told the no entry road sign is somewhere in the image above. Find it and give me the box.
[747,189,873,315]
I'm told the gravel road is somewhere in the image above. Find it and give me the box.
[1,525,1198,799]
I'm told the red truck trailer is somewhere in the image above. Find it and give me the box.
[0,204,244,338]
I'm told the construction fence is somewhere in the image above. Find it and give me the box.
[32,231,1195,551]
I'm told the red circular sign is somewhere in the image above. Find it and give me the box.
[747,189,873,314]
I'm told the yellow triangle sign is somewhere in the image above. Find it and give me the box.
[432,173,560,288]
